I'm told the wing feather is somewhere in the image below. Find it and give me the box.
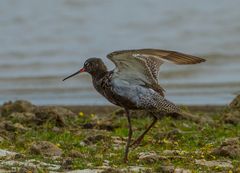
[108,49,205,63]
[107,49,205,95]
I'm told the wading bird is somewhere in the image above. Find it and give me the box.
[63,49,205,162]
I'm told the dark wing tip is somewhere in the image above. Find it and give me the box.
[168,52,206,65]
[107,49,207,65]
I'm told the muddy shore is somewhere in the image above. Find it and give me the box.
[0,98,239,173]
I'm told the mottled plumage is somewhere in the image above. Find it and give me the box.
[63,49,206,162]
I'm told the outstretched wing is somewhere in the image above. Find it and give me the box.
[107,49,205,83]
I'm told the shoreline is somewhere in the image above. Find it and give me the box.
[0,104,226,114]
[43,105,226,114]
[0,104,226,115]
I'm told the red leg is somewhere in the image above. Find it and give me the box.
[123,109,132,163]
[130,115,157,148]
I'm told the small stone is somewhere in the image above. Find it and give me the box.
[82,122,96,129]
[138,152,159,163]
[82,121,118,131]
[195,159,233,168]
[162,150,187,156]
[34,108,65,126]
[174,168,192,173]
[35,106,76,118]
[66,169,101,173]
[9,112,36,124]
[13,153,25,159]
[18,166,37,173]
[112,136,125,150]
[52,126,62,133]
[1,100,36,116]
[101,168,123,173]
[68,149,84,158]
[128,166,150,172]
[156,166,175,173]
[155,129,183,141]
[157,166,191,173]
[222,137,240,146]
[0,149,17,157]
[83,134,108,145]
[61,157,73,170]
[34,106,76,127]
[222,111,240,125]
[97,124,115,131]
[230,95,240,109]
[29,141,62,157]
[96,120,119,131]
[79,141,86,147]
[212,137,240,158]
[103,160,110,166]
[0,121,15,131]
[0,121,28,132]
[13,123,29,132]
[0,159,61,171]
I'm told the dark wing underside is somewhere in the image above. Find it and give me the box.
[107,49,205,95]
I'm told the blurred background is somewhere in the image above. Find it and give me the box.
[0,0,240,105]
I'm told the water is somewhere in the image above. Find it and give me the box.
[0,0,240,105]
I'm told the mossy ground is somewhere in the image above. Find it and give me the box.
[0,106,240,172]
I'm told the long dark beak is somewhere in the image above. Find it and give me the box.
[62,68,85,81]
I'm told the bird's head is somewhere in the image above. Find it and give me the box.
[63,58,107,81]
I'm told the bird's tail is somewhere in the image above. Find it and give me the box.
[167,110,213,124]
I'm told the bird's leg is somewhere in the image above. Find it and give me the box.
[123,109,132,163]
[130,115,157,149]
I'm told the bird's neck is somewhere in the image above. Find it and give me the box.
[91,69,108,81]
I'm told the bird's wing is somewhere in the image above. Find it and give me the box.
[107,50,157,86]
[107,49,205,84]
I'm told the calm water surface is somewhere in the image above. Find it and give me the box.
[0,0,240,105]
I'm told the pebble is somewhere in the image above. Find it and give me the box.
[29,141,62,157]
[195,159,233,168]
[0,149,17,157]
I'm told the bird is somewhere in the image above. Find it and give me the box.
[63,48,205,163]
